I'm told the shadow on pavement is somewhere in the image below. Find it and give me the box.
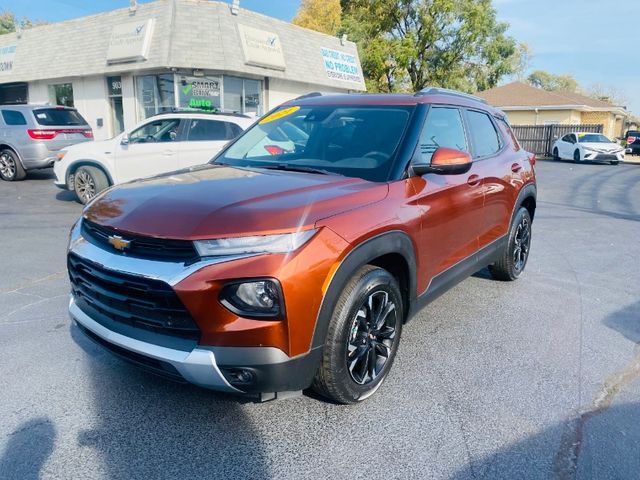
[70,323,270,479]
[449,402,640,479]
[603,301,640,344]
[0,418,56,480]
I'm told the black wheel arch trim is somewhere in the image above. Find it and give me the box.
[67,160,114,187]
[511,182,537,224]
[310,230,417,350]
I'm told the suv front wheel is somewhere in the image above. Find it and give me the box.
[74,166,109,204]
[313,265,403,404]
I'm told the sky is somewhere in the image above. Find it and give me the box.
[5,0,639,114]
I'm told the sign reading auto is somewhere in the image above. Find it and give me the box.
[238,25,286,70]
[321,48,364,86]
[106,19,155,64]
[0,45,16,75]
[179,76,221,110]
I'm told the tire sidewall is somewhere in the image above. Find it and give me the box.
[325,268,403,403]
[507,207,532,279]
[74,166,107,204]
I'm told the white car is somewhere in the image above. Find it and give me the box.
[551,132,624,165]
[54,111,253,203]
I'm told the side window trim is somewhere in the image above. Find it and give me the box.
[417,105,470,165]
[462,108,506,160]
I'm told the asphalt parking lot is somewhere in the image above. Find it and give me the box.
[1,160,639,480]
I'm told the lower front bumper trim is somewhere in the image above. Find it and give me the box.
[69,296,242,393]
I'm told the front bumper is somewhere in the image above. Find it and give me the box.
[70,295,241,392]
[66,219,336,395]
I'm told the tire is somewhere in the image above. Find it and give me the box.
[489,207,532,281]
[573,149,581,163]
[0,149,26,181]
[610,161,619,165]
[552,147,560,161]
[73,166,109,204]
[312,265,403,404]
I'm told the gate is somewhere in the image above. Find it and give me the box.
[511,124,603,156]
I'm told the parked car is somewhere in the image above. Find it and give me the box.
[66,89,537,404]
[552,132,624,164]
[625,130,640,155]
[53,111,253,203]
[0,105,93,181]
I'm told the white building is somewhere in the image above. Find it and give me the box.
[0,0,365,140]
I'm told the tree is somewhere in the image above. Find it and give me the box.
[508,42,532,81]
[341,0,516,93]
[527,70,578,92]
[0,11,46,34]
[293,0,342,35]
[586,83,627,106]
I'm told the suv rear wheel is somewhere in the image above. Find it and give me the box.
[74,166,109,204]
[0,149,26,181]
[489,207,532,281]
[313,265,403,404]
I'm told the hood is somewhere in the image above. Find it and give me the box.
[64,135,117,154]
[83,164,388,239]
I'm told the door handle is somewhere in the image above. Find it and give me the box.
[467,174,480,186]
[511,163,522,173]
[163,149,176,156]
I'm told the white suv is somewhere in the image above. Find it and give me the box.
[54,111,253,203]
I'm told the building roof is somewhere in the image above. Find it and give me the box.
[477,81,627,115]
[0,0,365,91]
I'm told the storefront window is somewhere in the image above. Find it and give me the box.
[48,83,74,107]
[178,75,221,111]
[135,74,175,120]
[222,76,262,116]
[0,82,28,105]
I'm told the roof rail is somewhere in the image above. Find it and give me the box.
[152,107,251,119]
[294,92,326,100]
[415,87,487,104]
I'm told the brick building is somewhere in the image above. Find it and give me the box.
[0,0,365,140]
[477,81,629,138]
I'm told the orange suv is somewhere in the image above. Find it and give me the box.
[67,88,536,403]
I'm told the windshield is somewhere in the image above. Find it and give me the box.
[33,108,87,126]
[214,105,414,182]
[578,133,612,143]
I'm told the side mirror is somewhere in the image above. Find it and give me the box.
[412,147,472,176]
[120,133,130,145]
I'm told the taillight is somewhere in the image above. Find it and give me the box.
[27,129,57,140]
[264,145,285,156]
[529,154,536,166]
[27,128,93,140]
[628,136,636,144]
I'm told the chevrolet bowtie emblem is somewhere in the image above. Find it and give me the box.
[108,235,131,251]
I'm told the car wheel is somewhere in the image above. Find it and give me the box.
[312,265,403,404]
[552,147,560,161]
[610,160,619,165]
[0,149,26,181]
[573,149,581,163]
[74,166,109,204]
[489,207,532,281]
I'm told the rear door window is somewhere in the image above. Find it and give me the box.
[33,108,87,126]
[466,110,501,158]
[418,107,468,163]
[187,119,237,141]
[1,110,27,126]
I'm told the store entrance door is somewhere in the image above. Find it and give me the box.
[107,76,124,135]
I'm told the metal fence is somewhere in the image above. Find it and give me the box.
[511,123,603,156]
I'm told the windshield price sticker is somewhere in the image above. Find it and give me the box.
[259,106,300,124]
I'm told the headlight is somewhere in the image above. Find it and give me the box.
[193,229,317,257]
[219,279,284,319]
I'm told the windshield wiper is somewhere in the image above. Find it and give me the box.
[256,164,341,176]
